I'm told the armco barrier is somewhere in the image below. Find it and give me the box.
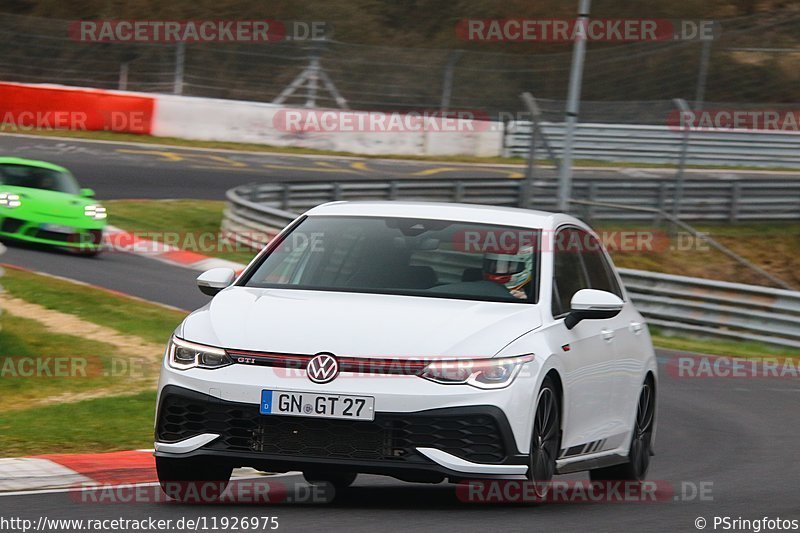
[222,185,800,348]
[504,122,800,168]
[224,178,800,222]
[0,82,154,134]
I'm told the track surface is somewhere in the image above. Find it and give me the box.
[0,133,798,532]
[0,354,797,532]
[1,133,797,200]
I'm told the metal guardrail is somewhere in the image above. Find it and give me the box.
[222,184,800,348]
[504,122,800,168]
[619,269,800,349]
[227,178,800,222]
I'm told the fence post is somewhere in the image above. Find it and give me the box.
[118,62,129,91]
[173,42,185,95]
[440,50,463,112]
[557,0,591,212]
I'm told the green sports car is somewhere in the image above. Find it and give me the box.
[0,157,106,255]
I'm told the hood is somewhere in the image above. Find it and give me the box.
[3,186,96,220]
[180,287,542,358]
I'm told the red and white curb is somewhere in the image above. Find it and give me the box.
[0,450,269,495]
[103,225,246,273]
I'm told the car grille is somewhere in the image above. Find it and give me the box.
[0,217,24,234]
[157,389,508,464]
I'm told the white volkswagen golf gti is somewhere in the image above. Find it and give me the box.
[154,201,657,498]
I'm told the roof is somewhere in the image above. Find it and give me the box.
[304,201,585,231]
[0,157,69,173]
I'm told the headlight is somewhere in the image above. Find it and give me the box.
[0,192,21,208]
[84,204,107,220]
[168,337,233,370]
[420,354,534,390]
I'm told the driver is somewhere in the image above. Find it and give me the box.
[482,246,533,299]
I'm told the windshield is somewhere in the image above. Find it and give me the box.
[243,215,541,304]
[0,164,81,195]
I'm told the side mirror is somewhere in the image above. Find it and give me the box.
[80,188,96,198]
[197,268,236,296]
[564,289,624,330]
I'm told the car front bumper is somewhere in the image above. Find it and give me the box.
[0,215,104,250]
[154,384,531,482]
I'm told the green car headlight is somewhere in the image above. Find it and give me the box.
[0,192,21,208]
[84,204,107,220]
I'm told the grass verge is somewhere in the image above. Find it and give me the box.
[0,391,156,456]
[0,314,125,410]
[106,199,255,264]
[1,267,187,344]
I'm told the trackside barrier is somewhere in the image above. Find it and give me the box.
[222,184,800,348]
[504,122,800,168]
[225,179,800,223]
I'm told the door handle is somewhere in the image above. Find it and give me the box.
[630,321,643,335]
[601,329,615,341]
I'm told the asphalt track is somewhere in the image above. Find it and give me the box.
[0,133,798,532]
[0,353,798,533]
[1,133,797,200]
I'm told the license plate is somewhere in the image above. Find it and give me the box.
[260,390,375,421]
[39,223,74,233]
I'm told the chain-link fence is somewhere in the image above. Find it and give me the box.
[1,12,799,123]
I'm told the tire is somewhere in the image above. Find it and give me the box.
[156,456,233,502]
[302,471,357,490]
[589,378,655,482]
[527,376,561,500]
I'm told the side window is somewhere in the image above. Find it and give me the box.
[579,232,623,298]
[552,228,590,317]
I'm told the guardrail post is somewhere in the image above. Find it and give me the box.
[388,181,398,200]
[730,181,742,224]
[454,181,465,202]
[585,182,597,223]
[518,180,531,209]
[332,182,342,201]
[656,182,668,224]
[280,185,290,210]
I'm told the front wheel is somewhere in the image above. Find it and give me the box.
[156,456,233,502]
[528,376,561,500]
[589,378,655,482]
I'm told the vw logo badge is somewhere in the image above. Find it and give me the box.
[306,353,339,384]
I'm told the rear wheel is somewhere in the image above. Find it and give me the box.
[528,376,561,499]
[589,378,655,482]
[156,456,232,502]
[302,471,357,490]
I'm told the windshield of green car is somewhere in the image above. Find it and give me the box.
[0,164,81,195]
